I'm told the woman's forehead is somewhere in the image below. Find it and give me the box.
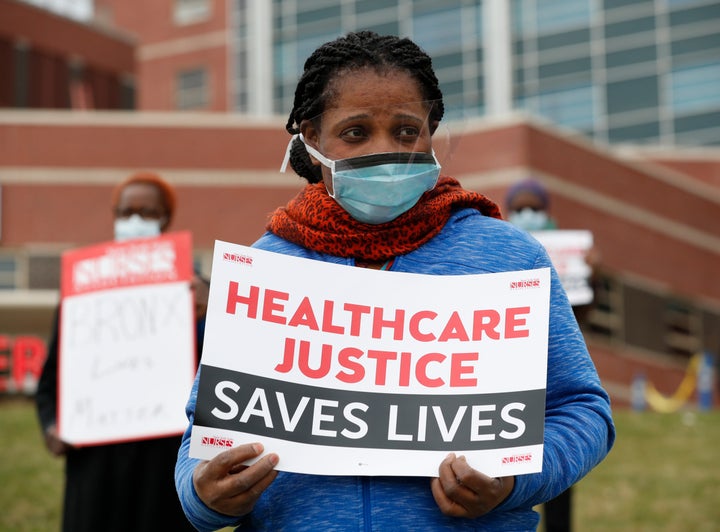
[324,68,426,112]
[118,183,162,205]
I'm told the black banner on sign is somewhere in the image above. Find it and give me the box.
[194,364,545,451]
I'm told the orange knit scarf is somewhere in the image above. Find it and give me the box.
[266,176,502,261]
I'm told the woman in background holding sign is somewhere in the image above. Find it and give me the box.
[506,178,598,532]
[175,31,614,531]
[35,173,205,532]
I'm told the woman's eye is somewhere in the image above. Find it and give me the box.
[340,127,365,139]
[398,126,420,138]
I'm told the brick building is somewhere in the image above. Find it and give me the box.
[0,0,718,406]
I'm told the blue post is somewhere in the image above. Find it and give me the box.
[697,351,715,411]
[631,372,646,411]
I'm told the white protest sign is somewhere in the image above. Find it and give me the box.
[58,232,197,445]
[190,242,550,478]
[531,230,594,306]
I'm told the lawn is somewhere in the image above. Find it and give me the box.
[1,397,718,531]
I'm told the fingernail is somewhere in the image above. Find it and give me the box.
[269,454,279,466]
[252,443,264,454]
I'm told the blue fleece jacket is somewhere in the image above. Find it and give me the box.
[175,208,615,531]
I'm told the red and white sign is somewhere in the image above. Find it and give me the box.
[58,232,196,446]
[190,241,551,477]
[531,230,594,306]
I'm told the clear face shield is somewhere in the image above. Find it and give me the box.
[281,100,454,224]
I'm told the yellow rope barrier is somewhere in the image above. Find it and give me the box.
[644,353,701,413]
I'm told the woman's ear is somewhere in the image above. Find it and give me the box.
[299,120,321,166]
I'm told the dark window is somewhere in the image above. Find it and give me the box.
[539,57,592,78]
[513,39,524,55]
[362,21,400,37]
[356,0,398,14]
[605,16,656,39]
[537,29,590,51]
[440,79,464,98]
[28,256,60,290]
[671,33,720,56]
[608,121,660,142]
[605,45,657,69]
[669,4,720,26]
[432,51,463,70]
[14,45,28,107]
[296,5,341,26]
[664,300,702,357]
[674,111,720,134]
[623,285,667,352]
[120,79,135,110]
[606,75,658,114]
[603,0,653,8]
[701,310,720,354]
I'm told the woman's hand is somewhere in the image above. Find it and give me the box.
[431,453,514,518]
[44,424,72,457]
[192,443,279,517]
[191,273,210,320]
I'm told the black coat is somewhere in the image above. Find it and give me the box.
[35,308,204,532]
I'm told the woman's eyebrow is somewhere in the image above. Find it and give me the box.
[333,111,427,128]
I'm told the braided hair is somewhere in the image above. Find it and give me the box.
[286,31,445,183]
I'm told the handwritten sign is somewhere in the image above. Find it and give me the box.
[58,232,196,445]
[189,241,550,478]
[531,230,594,306]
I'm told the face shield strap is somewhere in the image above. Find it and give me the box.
[298,134,335,169]
[279,134,298,173]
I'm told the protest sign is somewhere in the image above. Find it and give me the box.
[190,241,550,478]
[58,232,196,445]
[531,230,594,306]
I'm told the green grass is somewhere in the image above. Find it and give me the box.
[1,397,718,531]
[573,409,720,531]
[0,398,64,532]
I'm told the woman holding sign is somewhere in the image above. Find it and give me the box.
[175,31,614,531]
[36,173,205,532]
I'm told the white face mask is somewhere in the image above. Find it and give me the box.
[508,208,551,232]
[114,214,163,241]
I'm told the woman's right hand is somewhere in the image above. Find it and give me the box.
[192,443,279,517]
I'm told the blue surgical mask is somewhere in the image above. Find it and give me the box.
[508,207,551,232]
[300,137,441,224]
[114,214,163,241]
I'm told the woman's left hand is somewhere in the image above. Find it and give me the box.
[431,453,514,518]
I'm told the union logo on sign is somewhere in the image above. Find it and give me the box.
[201,436,235,448]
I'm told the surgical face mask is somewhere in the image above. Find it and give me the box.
[114,214,163,241]
[299,137,441,224]
[508,207,551,232]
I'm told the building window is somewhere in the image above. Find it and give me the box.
[413,6,463,55]
[0,255,17,290]
[606,75,659,115]
[176,67,208,109]
[585,272,624,340]
[664,300,702,357]
[28,255,60,290]
[535,0,592,34]
[670,60,720,114]
[174,0,211,26]
[608,121,660,143]
[535,83,595,129]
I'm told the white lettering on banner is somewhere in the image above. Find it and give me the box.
[207,379,529,444]
[72,242,177,292]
